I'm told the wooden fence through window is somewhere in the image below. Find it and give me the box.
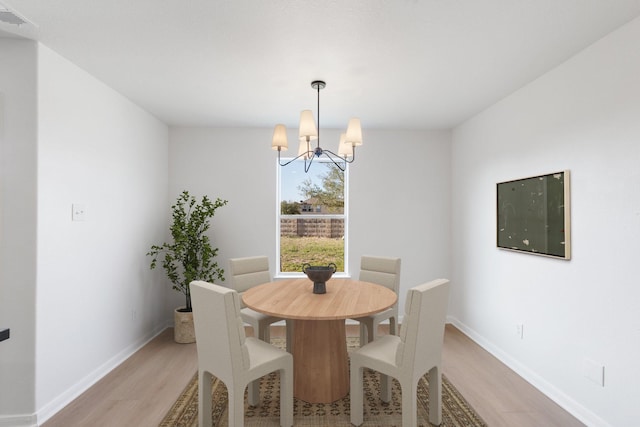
[280,218,344,238]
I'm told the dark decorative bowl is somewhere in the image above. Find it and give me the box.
[302,263,337,294]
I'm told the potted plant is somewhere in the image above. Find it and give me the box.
[148,190,228,343]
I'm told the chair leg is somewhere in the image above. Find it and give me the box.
[285,319,293,353]
[359,322,367,347]
[229,385,245,427]
[368,320,376,343]
[389,316,397,336]
[359,320,374,347]
[380,372,392,403]
[259,323,271,343]
[428,366,442,425]
[248,376,260,407]
[400,379,418,427]
[198,371,212,427]
[350,363,364,426]
[280,366,293,427]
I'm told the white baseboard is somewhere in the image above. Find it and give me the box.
[35,324,167,425]
[0,414,37,427]
[446,316,611,427]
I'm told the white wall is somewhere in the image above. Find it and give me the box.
[34,45,170,423]
[0,38,38,425]
[169,127,451,316]
[450,16,640,427]
[349,129,452,311]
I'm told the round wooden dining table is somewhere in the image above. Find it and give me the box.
[242,277,397,403]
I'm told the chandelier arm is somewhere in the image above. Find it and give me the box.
[278,148,314,167]
[321,150,347,171]
[324,146,356,164]
[304,153,315,173]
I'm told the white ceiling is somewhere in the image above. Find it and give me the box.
[2,0,640,130]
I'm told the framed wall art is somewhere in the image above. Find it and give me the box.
[497,170,571,260]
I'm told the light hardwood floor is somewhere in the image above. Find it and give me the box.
[42,324,585,427]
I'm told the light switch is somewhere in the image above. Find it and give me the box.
[583,358,605,387]
[72,204,86,221]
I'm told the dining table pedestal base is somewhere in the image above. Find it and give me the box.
[292,318,349,403]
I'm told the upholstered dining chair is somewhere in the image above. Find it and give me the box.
[228,256,292,352]
[190,281,293,427]
[351,255,401,346]
[350,278,450,427]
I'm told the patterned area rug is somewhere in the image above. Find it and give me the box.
[160,338,487,427]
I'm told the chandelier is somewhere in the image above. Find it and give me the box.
[271,80,363,172]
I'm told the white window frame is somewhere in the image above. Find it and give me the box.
[275,158,349,278]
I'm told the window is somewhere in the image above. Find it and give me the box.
[277,158,348,276]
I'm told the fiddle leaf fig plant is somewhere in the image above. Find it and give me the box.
[147,191,228,312]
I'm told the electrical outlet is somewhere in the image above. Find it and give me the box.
[72,203,86,221]
[516,323,524,339]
